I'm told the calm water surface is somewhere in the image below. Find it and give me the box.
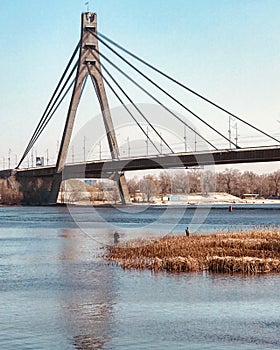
[0,205,280,349]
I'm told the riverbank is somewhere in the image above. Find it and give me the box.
[61,192,280,206]
[151,192,280,205]
[107,230,280,274]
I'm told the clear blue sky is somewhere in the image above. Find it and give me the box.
[1,0,280,172]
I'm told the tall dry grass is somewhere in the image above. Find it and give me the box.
[107,229,280,274]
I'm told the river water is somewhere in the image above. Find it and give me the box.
[1,205,280,349]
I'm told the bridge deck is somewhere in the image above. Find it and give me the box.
[1,145,280,180]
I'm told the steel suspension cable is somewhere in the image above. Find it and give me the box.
[96,31,280,145]
[91,30,238,149]
[25,62,79,152]
[24,78,76,158]
[86,59,161,154]
[17,42,80,168]
[101,69,162,154]
[88,49,173,154]
[91,46,217,151]
[17,60,79,167]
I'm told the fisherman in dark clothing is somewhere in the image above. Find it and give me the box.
[185,227,190,236]
[114,231,120,243]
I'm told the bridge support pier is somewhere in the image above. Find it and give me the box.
[47,174,62,205]
[13,174,54,205]
[116,172,130,205]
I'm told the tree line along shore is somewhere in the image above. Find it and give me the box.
[1,167,280,205]
[59,168,280,205]
[107,230,280,274]
[125,168,280,202]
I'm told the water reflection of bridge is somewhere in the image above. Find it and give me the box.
[58,228,118,349]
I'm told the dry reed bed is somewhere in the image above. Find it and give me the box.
[107,230,280,274]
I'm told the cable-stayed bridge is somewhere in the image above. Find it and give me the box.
[1,12,280,205]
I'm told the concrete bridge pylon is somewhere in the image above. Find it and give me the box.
[49,12,130,205]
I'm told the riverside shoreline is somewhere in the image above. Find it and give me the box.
[107,230,280,274]
[62,192,280,206]
[147,192,280,206]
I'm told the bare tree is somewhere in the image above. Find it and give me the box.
[240,171,258,194]
[139,175,158,202]
[86,184,98,204]
[187,169,201,193]
[127,177,139,201]
[218,168,240,196]
[269,170,280,197]
[65,179,85,203]
[172,171,188,194]
[95,181,105,202]
[158,171,171,196]
[259,174,270,196]
[105,183,120,204]
[201,170,216,195]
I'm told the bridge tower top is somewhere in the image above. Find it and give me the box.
[56,11,120,171]
[82,11,96,28]
[82,12,97,49]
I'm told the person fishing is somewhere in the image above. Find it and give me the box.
[114,231,120,243]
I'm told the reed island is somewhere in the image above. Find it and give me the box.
[107,230,280,274]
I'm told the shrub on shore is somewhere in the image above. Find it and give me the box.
[0,177,23,205]
[107,230,280,274]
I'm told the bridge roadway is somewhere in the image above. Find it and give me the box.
[2,145,279,180]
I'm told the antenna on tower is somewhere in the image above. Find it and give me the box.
[85,1,90,12]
